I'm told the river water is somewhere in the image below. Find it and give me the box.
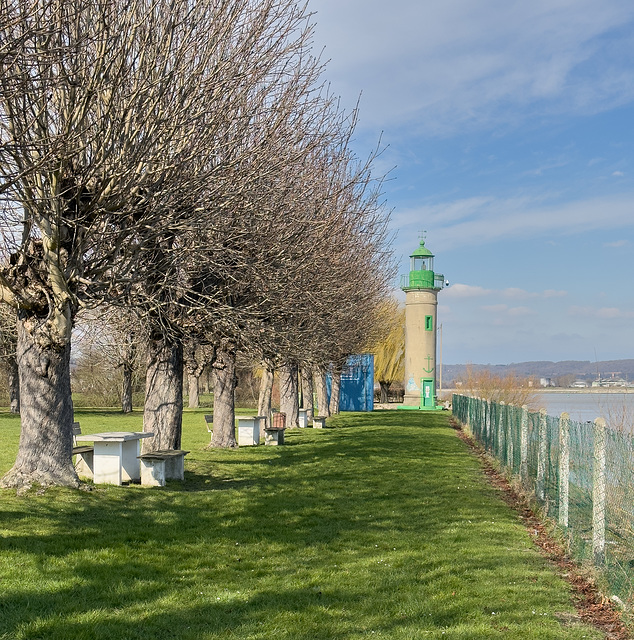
[535,391,634,426]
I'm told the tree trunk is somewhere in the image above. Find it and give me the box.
[121,362,133,413]
[121,331,136,414]
[300,367,314,421]
[188,373,200,408]
[203,368,210,394]
[8,355,19,414]
[184,336,209,409]
[210,343,237,448]
[329,368,342,416]
[379,381,390,404]
[1,316,78,489]
[279,362,299,428]
[143,334,183,452]
[314,367,330,417]
[258,362,274,429]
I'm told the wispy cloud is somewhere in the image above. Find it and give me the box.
[502,288,539,299]
[397,192,634,252]
[443,284,566,300]
[568,305,634,319]
[603,239,629,248]
[480,303,537,326]
[311,0,634,135]
[443,284,492,298]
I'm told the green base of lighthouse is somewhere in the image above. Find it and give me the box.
[397,375,444,411]
[396,404,445,411]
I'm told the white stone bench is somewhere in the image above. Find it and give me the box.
[312,416,326,429]
[298,408,308,428]
[72,422,94,479]
[138,450,189,487]
[264,426,285,445]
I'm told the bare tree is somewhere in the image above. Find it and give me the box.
[211,339,238,448]
[314,367,330,417]
[129,0,333,450]
[300,366,314,420]
[74,307,144,412]
[329,363,343,416]
[257,359,275,429]
[185,337,214,409]
[279,362,299,428]
[0,0,289,487]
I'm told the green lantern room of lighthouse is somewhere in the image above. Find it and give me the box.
[400,237,446,291]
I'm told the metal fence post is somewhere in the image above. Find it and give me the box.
[520,405,529,484]
[536,408,547,502]
[485,399,491,450]
[506,404,514,472]
[593,417,607,566]
[497,401,505,460]
[558,412,570,528]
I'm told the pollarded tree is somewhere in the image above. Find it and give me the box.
[282,128,395,413]
[127,2,335,450]
[0,0,270,488]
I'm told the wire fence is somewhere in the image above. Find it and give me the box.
[452,393,634,605]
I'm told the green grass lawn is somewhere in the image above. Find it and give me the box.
[0,409,603,639]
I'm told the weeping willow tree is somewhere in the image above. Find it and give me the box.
[371,302,404,403]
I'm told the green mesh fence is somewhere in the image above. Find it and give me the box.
[452,393,634,604]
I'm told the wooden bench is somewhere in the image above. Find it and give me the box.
[72,422,94,479]
[138,450,189,487]
[264,426,285,445]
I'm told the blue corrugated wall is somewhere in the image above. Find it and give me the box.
[326,354,374,412]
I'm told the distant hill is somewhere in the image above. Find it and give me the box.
[441,360,634,386]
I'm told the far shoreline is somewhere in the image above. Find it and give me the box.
[441,387,634,395]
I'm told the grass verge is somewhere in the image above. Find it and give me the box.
[0,409,607,639]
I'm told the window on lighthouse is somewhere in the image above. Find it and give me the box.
[425,315,433,331]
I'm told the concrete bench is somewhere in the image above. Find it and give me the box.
[264,426,285,445]
[138,450,189,486]
[72,422,94,479]
[298,408,308,428]
[237,416,260,446]
[312,416,326,429]
[204,414,213,440]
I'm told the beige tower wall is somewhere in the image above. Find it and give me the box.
[403,288,438,406]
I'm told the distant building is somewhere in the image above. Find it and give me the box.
[571,380,589,388]
[540,377,555,387]
[592,377,631,388]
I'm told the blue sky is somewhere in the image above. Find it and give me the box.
[309,0,634,365]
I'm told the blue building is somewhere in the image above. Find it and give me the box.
[327,354,374,412]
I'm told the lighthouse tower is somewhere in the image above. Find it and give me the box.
[400,235,446,408]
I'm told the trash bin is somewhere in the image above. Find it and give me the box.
[272,412,286,429]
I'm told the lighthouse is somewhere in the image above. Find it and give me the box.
[400,235,446,409]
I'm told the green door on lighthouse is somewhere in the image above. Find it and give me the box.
[421,378,434,408]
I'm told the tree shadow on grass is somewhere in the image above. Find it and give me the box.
[0,411,585,640]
